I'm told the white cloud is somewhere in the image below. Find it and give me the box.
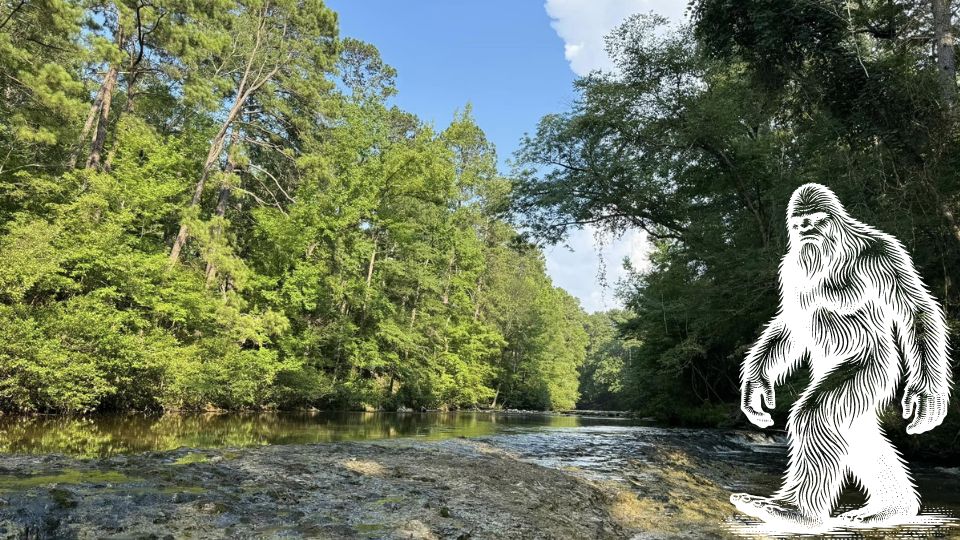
[541,0,681,311]
[545,0,688,76]
[544,227,652,313]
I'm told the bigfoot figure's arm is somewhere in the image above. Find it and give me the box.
[883,241,951,435]
[741,314,800,428]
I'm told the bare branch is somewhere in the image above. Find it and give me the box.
[249,163,295,203]
[0,0,25,31]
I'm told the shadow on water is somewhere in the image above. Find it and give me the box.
[0,411,641,458]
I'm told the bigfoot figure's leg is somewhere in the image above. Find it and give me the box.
[839,418,919,525]
[731,399,847,528]
[777,407,846,522]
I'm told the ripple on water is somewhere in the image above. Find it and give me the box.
[477,424,960,538]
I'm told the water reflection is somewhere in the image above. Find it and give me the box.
[0,411,634,458]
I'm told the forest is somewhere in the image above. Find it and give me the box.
[516,0,960,457]
[0,0,591,413]
[7,2,960,538]
[2,0,960,460]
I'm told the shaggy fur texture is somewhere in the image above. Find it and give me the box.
[732,184,951,530]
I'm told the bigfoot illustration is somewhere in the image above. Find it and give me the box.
[731,183,951,530]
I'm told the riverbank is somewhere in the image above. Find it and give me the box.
[0,423,957,539]
[0,437,730,539]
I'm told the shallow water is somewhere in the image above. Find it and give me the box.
[477,424,960,538]
[1,412,958,538]
[0,410,642,458]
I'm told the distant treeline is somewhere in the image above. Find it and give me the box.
[514,2,960,459]
[0,0,593,413]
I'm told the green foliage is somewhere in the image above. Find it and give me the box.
[514,14,794,418]
[0,1,586,413]
[577,310,638,410]
[514,5,960,458]
[481,241,588,411]
[0,0,85,164]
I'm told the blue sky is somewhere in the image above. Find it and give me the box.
[326,0,687,312]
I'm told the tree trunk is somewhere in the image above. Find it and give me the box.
[408,278,422,327]
[203,185,233,284]
[933,0,957,110]
[103,70,141,171]
[473,278,483,321]
[366,231,380,288]
[932,0,960,245]
[441,251,455,305]
[85,20,126,172]
[358,236,379,323]
[68,84,107,169]
[204,135,241,285]
[366,246,378,288]
[169,100,244,264]
[168,6,280,264]
[942,202,960,243]
[85,65,118,171]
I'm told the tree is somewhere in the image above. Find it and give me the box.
[578,310,637,410]
[0,0,589,415]
[0,0,85,179]
[72,1,167,170]
[515,5,960,443]
[168,0,338,263]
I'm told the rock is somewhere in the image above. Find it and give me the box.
[215,513,238,527]
[172,492,200,503]
[48,488,77,509]
[0,430,952,539]
[195,500,225,514]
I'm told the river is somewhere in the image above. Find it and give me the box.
[0,412,958,538]
[0,411,641,458]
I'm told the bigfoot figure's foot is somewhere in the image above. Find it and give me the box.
[730,493,824,531]
[837,503,919,527]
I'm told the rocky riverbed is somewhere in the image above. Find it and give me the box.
[0,424,957,539]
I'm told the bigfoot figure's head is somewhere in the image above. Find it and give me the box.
[785,183,855,276]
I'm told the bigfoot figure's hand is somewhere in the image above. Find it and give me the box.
[902,386,949,435]
[741,378,775,428]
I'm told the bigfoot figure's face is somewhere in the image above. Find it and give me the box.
[786,183,845,249]
[786,184,848,277]
[788,211,832,247]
